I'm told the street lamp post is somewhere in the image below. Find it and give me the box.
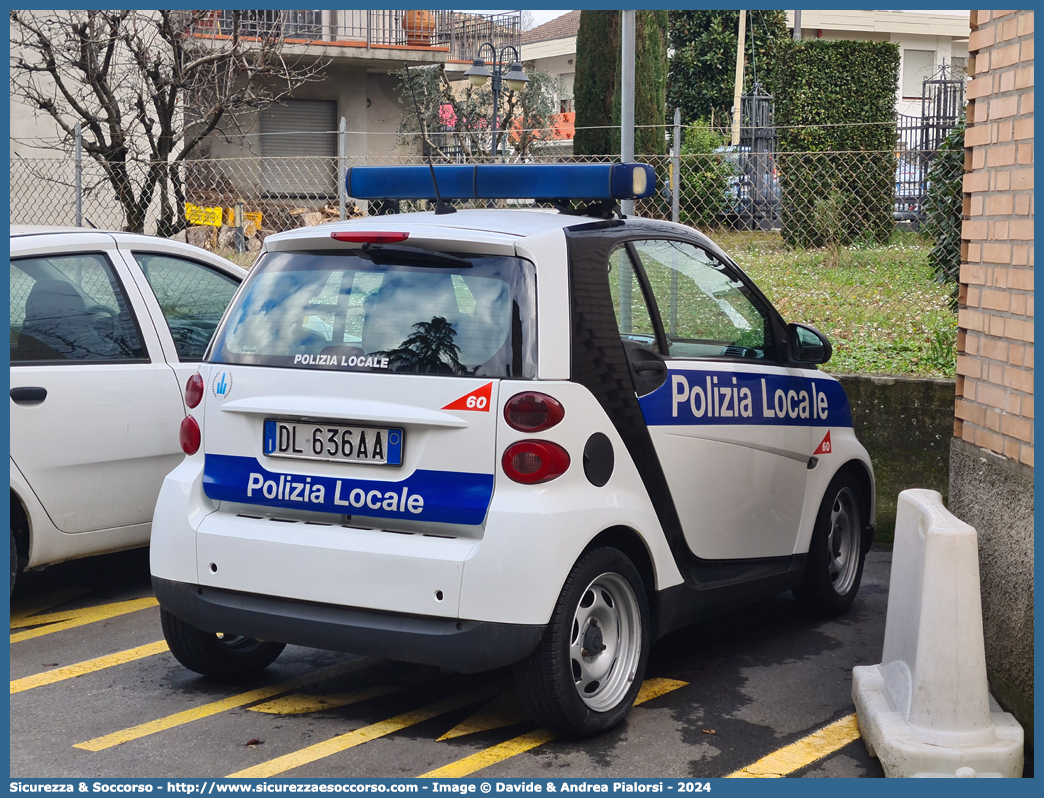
[464,43,529,161]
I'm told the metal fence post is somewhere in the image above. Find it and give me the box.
[339,117,347,221]
[672,107,681,225]
[234,201,245,253]
[74,121,82,227]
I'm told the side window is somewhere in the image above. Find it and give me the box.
[133,253,239,361]
[608,246,658,352]
[629,239,774,360]
[11,253,146,363]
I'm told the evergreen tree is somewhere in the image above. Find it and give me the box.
[667,11,789,127]
[635,11,669,155]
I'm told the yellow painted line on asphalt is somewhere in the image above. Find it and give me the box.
[10,587,91,624]
[249,684,401,715]
[420,677,689,778]
[11,640,169,694]
[229,681,506,779]
[10,597,159,642]
[437,691,529,741]
[75,659,372,752]
[727,713,861,778]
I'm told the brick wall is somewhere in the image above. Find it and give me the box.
[957,9,1034,466]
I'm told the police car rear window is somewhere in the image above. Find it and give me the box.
[208,249,537,378]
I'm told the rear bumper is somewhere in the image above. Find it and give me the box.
[153,576,545,674]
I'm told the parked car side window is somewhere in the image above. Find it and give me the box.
[629,239,774,361]
[10,253,146,363]
[608,246,659,352]
[133,252,240,361]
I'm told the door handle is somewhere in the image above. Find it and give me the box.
[10,387,47,405]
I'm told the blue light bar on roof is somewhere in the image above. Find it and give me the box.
[344,163,656,202]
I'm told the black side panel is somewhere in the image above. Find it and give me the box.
[565,225,805,637]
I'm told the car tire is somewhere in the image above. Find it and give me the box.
[793,467,867,618]
[160,608,285,679]
[513,547,650,737]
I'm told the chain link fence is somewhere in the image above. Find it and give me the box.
[10,124,961,377]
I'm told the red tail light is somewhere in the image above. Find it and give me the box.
[180,415,201,455]
[504,392,565,432]
[185,373,204,409]
[502,440,570,484]
[330,231,410,243]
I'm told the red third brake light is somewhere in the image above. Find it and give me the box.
[185,373,204,408]
[502,441,570,484]
[180,415,201,455]
[504,392,565,432]
[330,231,410,244]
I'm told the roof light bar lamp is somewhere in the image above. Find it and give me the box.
[464,43,530,163]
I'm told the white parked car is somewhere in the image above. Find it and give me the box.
[10,226,247,591]
[150,164,875,737]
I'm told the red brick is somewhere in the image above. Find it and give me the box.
[1011,219,1035,240]
[967,76,992,100]
[969,25,996,51]
[959,308,986,332]
[1011,167,1033,190]
[962,425,977,444]
[1007,318,1035,343]
[1014,118,1034,140]
[971,147,986,169]
[975,427,1004,455]
[992,220,1010,241]
[1011,293,1027,316]
[1009,343,1024,366]
[978,381,1006,409]
[960,262,987,284]
[967,242,982,263]
[992,10,1016,18]
[1004,438,1021,460]
[1026,346,1034,369]
[981,336,1008,361]
[963,218,988,240]
[1022,38,1034,63]
[1018,446,1033,468]
[956,354,982,378]
[1023,395,1034,419]
[1015,66,1034,89]
[1021,91,1034,115]
[984,195,1014,215]
[995,170,1011,191]
[1028,295,1034,318]
[1015,195,1030,215]
[1016,142,1033,165]
[990,361,1007,386]
[1018,11,1033,36]
[956,399,985,425]
[988,316,1008,338]
[1001,414,1034,443]
[988,144,1016,166]
[964,170,990,193]
[990,95,1019,118]
[992,43,1022,69]
[985,408,1002,432]
[1013,246,1028,266]
[954,418,964,436]
[998,121,1014,143]
[971,10,991,26]
[967,286,982,308]
[1008,268,1033,291]
[1000,70,1016,92]
[982,245,1013,266]
[1001,17,1019,41]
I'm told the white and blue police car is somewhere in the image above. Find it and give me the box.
[150,163,875,737]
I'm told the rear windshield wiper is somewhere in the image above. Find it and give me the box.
[359,243,473,268]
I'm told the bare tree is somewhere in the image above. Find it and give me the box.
[10,10,326,234]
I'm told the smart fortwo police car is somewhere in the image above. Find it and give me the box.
[150,163,875,737]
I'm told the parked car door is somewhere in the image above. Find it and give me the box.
[9,233,185,534]
[609,238,812,560]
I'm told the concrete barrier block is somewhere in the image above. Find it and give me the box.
[852,489,1024,778]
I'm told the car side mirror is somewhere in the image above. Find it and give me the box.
[788,323,832,365]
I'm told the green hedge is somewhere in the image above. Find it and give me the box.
[773,40,900,248]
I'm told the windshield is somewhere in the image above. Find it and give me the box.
[208,248,537,378]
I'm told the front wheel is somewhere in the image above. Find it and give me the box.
[160,608,285,679]
[793,468,867,617]
[513,547,650,737]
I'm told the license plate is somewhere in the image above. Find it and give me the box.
[263,419,403,467]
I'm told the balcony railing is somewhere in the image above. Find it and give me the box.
[194,10,521,60]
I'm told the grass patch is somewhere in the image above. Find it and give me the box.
[713,230,958,378]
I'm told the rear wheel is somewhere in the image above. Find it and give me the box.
[513,547,650,737]
[160,608,285,679]
[10,530,19,595]
[794,468,866,617]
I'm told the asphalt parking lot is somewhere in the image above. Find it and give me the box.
[10,547,892,779]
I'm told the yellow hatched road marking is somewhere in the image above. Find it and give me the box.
[75,659,372,752]
[249,684,401,715]
[420,677,689,778]
[437,691,529,741]
[11,597,159,642]
[727,713,861,778]
[10,588,91,624]
[11,640,169,694]
[229,681,506,779]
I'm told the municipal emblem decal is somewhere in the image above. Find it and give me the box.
[212,370,233,399]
